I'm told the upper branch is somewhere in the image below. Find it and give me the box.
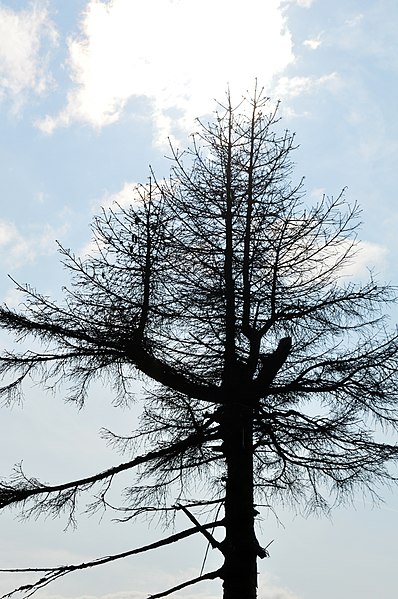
[0,306,222,405]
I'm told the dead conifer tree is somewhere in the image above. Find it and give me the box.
[1,88,398,599]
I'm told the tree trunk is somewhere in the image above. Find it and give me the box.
[221,400,258,599]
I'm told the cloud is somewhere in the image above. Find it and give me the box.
[303,35,322,50]
[274,72,339,99]
[281,0,314,6]
[0,219,67,269]
[36,0,294,143]
[43,594,148,599]
[39,585,301,599]
[2,286,23,308]
[345,240,388,279]
[259,588,302,599]
[345,13,364,28]
[328,6,396,68]
[96,181,139,211]
[78,181,149,257]
[257,576,302,599]
[259,589,301,599]
[0,1,58,112]
[313,236,388,284]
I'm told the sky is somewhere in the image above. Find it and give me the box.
[0,1,397,599]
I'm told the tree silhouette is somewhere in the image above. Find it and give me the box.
[1,88,398,599]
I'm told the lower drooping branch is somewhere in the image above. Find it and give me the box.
[0,520,224,599]
[148,569,223,599]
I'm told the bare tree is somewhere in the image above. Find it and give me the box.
[1,88,398,599]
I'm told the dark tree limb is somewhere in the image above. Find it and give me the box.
[175,503,224,552]
[0,429,219,512]
[0,308,222,406]
[0,521,224,599]
[148,568,223,599]
[254,336,292,392]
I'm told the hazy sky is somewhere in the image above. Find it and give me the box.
[0,2,397,599]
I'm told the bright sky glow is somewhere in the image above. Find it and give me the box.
[36,0,293,142]
[0,2,57,110]
[0,1,397,599]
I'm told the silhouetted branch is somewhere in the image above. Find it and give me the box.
[0,428,219,519]
[175,503,224,551]
[0,520,224,599]
[148,568,223,599]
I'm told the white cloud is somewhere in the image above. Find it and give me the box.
[38,580,301,599]
[0,1,58,111]
[274,72,339,99]
[310,187,326,200]
[35,191,50,204]
[2,286,23,308]
[36,0,294,143]
[43,593,148,599]
[316,237,388,284]
[345,13,364,28]
[259,589,301,599]
[258,577,302,599]
[97,181,139,211]
[27,589,301,599]
[294,0,315,7]
[303,35,322,50]
[0,219,67,269]
[79,181,148,257]
[345,240,388,279]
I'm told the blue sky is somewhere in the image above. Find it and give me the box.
[0,1,397,599]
